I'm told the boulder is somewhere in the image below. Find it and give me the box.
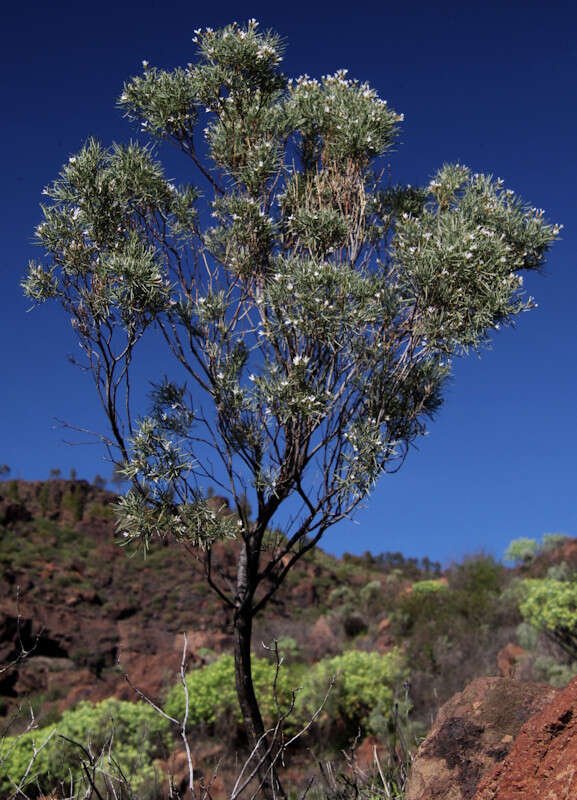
[405,677,556,800]
[473,675,577,799]
[497,644,526,678]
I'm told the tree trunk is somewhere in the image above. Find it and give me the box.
[233,541,284,799]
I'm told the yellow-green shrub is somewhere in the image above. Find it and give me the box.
[296,648,408,738]
[164,653,294,727]
[0,699,171,796]
[519,578,577,657]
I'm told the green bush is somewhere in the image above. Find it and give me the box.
[505,533,570,566]
[0,699,171,796]
[359,579,383,612]
[504,537,541,565]
[164,654,294,728]
[296,648,407,739]
[61,489,85,521]
[533,655,577,688]
[411,579,448,597]
[519,578,577,657]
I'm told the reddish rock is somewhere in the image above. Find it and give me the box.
[405,677,556,800]
[378,617,392,633]
[307,615,339,659]
[354,735,382,773]
[473,675,577,800]
[497,644,526,678]
[175,629,232,656]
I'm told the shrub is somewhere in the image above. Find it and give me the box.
[359,579,383,612]
[533,655,577,688]
[519,578,577,658]
[296,648,408,740]
[411,579,448,597]
[505,537,540,565]
[61,489,85,522]
[505,534,571,566]
[0,699,171,796]
[164,654,294,728]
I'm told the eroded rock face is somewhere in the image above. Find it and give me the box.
[405,677,556,800]
[473,675,577,800]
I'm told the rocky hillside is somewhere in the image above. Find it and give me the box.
[2,480,577,799]
[0,479,417,723]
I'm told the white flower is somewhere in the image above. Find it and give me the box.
[142,60,149,69]
[292,354,310,366]
[249,374,256,381]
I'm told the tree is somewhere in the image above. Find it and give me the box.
[93,474,107,490]
[0,465,11,479]
[505,533,571,565]
[23,20,559,792]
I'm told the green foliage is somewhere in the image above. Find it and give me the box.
[547,562,573,581]
[38,482,49,513]
[359,579,382,612]
[164,654,294,727]
[542,533,571,550]
[86,501,116,519]
[0,699,171,796]
[410,579,448,596]
[274,636,301,662]
[328,586,356,608]
[398,555,505,633]
[504,533,570,565]
[0,517,96,570]
[516,620,539,650]
[297,648,408,739]
[24,20,559,549]
[504,537,541,565]
[532,655,577,688]
[22,18,559,760]
[61,488,85,521]
[519,578,577,657]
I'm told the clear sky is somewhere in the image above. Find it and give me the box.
[2,0,575,566]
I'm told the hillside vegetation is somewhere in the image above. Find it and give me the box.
[1,480,576,798]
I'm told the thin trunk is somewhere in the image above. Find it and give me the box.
[233,542,284,799]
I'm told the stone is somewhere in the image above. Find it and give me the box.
[405,677,556,800]
[473,675,577,799]
[496,643,526,678]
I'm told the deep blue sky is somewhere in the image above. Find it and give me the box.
[3,0,575,565]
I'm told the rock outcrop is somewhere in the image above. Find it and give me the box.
[473,675,577,800]
[405,677,557,800]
